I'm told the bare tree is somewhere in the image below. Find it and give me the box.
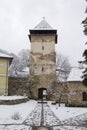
[56,53,71,82]
[9,49,29,77]
[9,55,21,76]
[18,49,29,68]
[47,53,71,106]
[48,82,68,107]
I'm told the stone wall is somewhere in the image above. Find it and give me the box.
[67,81,87,107]
[0,98,29,105]
[29,34,56,99]
[27,75,56,99]
[8,76,56,99]
[8,77,68,101]
[30,35,55,54]
[48,82,68,103]
[8,77,87,107]
[8,77,30,97]
[30,52,56,76]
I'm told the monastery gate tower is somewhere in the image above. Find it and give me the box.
[29,18,57,99]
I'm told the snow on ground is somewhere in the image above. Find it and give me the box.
[23,103,42,126]
[43,103,61,126]
[53,126,87,130]
[0,125,32,130]
[0,95,27,100]
[0,100,87,129]
[48,102,87,121]
[0,100,37,124]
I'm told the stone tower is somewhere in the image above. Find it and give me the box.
[29,18,57,99]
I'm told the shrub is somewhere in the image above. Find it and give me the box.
[11,112,22,120]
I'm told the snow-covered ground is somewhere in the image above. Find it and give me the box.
[0,95,27,100]
[48,102,87,121]
[0,100,87,130]
[0,100,37,124]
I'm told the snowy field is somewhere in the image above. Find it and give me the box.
[0,99,37,124]
[0,99,87,129]
[48,102,87,121]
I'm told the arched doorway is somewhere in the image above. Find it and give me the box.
[38,88,47,100]
[83,92,87,101]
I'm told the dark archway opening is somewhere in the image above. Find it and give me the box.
[83,92,87,101]
[38,88,47,100]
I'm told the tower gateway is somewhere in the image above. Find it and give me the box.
[29,18,57,99]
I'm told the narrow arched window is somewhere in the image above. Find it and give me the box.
[42,67,44,72]
[42,46,44,50]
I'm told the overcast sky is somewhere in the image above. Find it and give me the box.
[0,0,86,66]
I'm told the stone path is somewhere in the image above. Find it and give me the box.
[23,102,87,127]
[0,102,87,130]
[22,102,87,129]
[43,104,61,126]
[23,103,42,126]
[23,102,61,127]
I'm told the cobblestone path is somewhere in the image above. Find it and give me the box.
[23,102,61,127]
[23,103,42,126]
[43,104,61,126]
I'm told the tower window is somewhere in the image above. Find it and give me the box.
[42,67,44,72]
[42,46,44,50]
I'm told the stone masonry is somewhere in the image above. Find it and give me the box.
[28,18,57,99]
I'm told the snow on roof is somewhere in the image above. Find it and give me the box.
[22,67,29,72]
[67,67,83,82]
[0,96,27,100]
[0,52,13,58]
[34,18,53,30]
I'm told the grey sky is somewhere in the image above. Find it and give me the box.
[0,0,86,65]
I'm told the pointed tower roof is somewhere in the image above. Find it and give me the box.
[29,18,58,43]
[34,18,53,30]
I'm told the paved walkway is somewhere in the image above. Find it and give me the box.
[23,103,42,126]
[23,102,61,127]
